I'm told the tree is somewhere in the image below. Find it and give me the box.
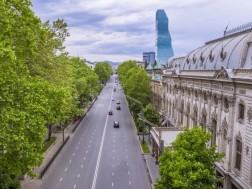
[144,104,160,125]
[94,62,112,83]
[155,127,224,189]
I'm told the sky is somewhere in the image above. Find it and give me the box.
[31,0,252,62]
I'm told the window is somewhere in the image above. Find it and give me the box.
[203,92,207,101]
[213,95,218,105]
[195,91,198,99]
[211,120,217,146]
[224,98,229,109]
[238,104,245,119]
[235,139,242,171]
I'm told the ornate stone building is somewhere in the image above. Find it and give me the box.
[151,26,252,189]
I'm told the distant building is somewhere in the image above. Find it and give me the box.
[143,52,155,66]
[82,59,96,69]
[155,9,174,68]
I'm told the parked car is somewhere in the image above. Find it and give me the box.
[108,110,113,115]
[116,100,120,104]
[116,106,121,110]
[113,121,119,128]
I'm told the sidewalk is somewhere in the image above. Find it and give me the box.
[20,99,97,189]
[138,134,160,188]
[20,122,76,189]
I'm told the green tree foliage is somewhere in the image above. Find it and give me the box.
[0,0,102,184]
[144,104,160,125]
[156,127,224,189]
[94,62,112,83]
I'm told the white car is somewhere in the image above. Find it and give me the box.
[111,98,115,101]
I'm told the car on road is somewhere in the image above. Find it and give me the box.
[114,88,116,92]
[116,100,120,104]
[111,98,115,101]
[108,110,113,115]
[116,106,121,110]
[113,121,119,128]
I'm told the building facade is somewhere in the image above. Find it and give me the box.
[155,9,174,68]
[151,26,252,189]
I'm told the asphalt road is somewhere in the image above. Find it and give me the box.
[41,75,151,189]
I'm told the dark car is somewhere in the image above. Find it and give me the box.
[116,106,121,110]
[113,121,119,128]
[108,110,113,115]
[114,88,116,92]
[116,100,120,104]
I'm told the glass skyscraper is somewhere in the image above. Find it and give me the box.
[143,52,155,65]
[155,9,174,67]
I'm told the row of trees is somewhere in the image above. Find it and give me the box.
[0,1,110,188]
[117,61,224,189]
[117,60,160,131]
[94,62,113,84]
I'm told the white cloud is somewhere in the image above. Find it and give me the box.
[31,0,252,62]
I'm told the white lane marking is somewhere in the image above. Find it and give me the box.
[112,156,114,160]
[92,136,93,139]
[86,150,89,154]
[112,182,114,187]
[76,146,78,150]
[126,155,128,159]
[81,164,83,168]
[73,153,75,156]
[84,157,86,161]
[65,168,67,172]
[128,171,130,175]
[112,164,115,168]
[112,172,114,176]
[74,184,76,188]
[79,142,81,145]
[91,96,112,189]
[69,160,71,163]
[127,162,129,166]
[60,177,62,182]
[90,140,92,143]
[78,174,80,178]
[114,135,115,138]
[113,150,114,153]
[88,145,90,148]
[129,181,131,185]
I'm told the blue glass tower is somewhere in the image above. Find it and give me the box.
[155,10,174,67]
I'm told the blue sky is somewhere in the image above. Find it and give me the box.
[31,0,251,62]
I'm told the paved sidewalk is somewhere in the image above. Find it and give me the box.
[20,122,76,189]
[144,154,160,185]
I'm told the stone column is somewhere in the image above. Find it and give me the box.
[217,94,223,152]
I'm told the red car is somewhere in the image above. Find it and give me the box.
[108,110,113,115]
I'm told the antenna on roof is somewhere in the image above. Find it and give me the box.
[224,21,230,36]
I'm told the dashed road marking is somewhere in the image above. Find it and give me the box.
[69,160,71,164]
[129,181,131,185]
[76,146,78,150]
[78,174,80,178]
[84,157,86,161]
[81,164,83,168]
[128,171,130,175]
[88,145,90,148]
[65,168,67,172]
[86,150,89,154]
[112,172,114,176]
[112,182,114,187]
[73,153,75,156]
[60,177,62,182]
[74,184,76,188]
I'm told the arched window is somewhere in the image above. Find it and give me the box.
[221,129,227,154]
[194,110,198,127]
[180,101,184,125]
[211,120,217,146]
[201,114,207,129]
[187,103,190,127]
